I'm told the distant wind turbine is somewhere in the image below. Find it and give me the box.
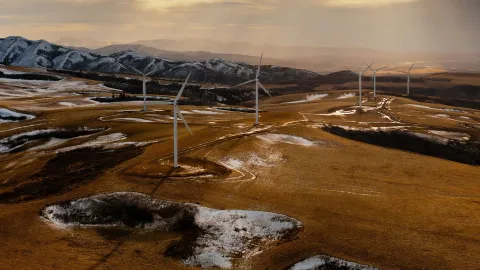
[406,62,415,95]
[116,61,155,112]
[358,62,374,109]
[364,62,388,99]
[173,72,194,168]
[231,53,271,125]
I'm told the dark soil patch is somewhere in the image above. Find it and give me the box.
[322,125,480,165]
[0,146,144,204]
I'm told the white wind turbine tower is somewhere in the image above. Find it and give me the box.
[358,62,374,109]
[406,62,415,95]
[231,53,271,125]
[173,72,193,168]
[364,62,388,99]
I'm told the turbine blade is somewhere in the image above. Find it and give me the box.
[231,79,256,88]
[362,62,374,73]
[175,71,192,102]
[378,65,388,71]
[177,109,193,135]
[256,53,263,79]
[409,62,416,72]
[258,82,271,97]
[145,69,156,76]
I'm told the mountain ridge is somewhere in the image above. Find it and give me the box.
[0,36,318,83]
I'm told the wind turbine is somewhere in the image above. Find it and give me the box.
[231,53,271,125]
[173,72,193,168]
[358,62,374,109]
[116,61,154,112]
[406,62,415,95]
[364,62,388,99]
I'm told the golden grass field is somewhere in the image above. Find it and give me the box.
[0,71,479,270]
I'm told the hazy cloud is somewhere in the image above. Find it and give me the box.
[0,0,478,53]
[321,0,419,7]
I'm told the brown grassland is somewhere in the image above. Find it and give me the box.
[0,71,479,270]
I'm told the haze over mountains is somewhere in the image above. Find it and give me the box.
[56,36,480,74]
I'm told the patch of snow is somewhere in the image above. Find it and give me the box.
[291,255,378,270]
[112,118,154,123]
[41,192,303,269]
[58,133,127,152]
[0,129,59,153]
[222,158,244,169]
[185,207,301,269]
[317,109,357,116]
[246,152,282,167]
[428,130,470,141]
[58,102,77,107]
[216,95,227,103]
[429,114,450,119]
[28,137,69,151]
[409,132,449,145]
[256,133,317,147]
[336,93,355,99]
[283,94,328,104]
[191,109,223,115]
[0,108,35,122]
[0,68,25,75]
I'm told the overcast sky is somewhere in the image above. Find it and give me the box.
[0,0,478,52]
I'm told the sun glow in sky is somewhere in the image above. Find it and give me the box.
[0,0,478,52]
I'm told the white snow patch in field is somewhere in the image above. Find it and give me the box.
[336,93,355,99]
[185,207,302,269]
[407,104,467,114]
[306,93,328,101]
[0,68,25,75]
[283,94,328,104]
[58,133,127,152]
[58,102,77,107]
[428,130,470,141]
[0,129,59,153]
[246,152,282,167]
[407,104,439,110]
[291,255,378,270]
[29,137,69,151]
[191,109,223,115]
[0,108,35,122]
[409,132,449,145]
[222,158,244,169]
[429,114,450,119]
[317,109,357,116]
[112,118,154,123]
[256,133,317,147]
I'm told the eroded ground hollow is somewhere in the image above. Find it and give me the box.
[41,192,303,269]
[322,125,480,165]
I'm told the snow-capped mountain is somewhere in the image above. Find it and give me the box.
[0,36,317,83]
